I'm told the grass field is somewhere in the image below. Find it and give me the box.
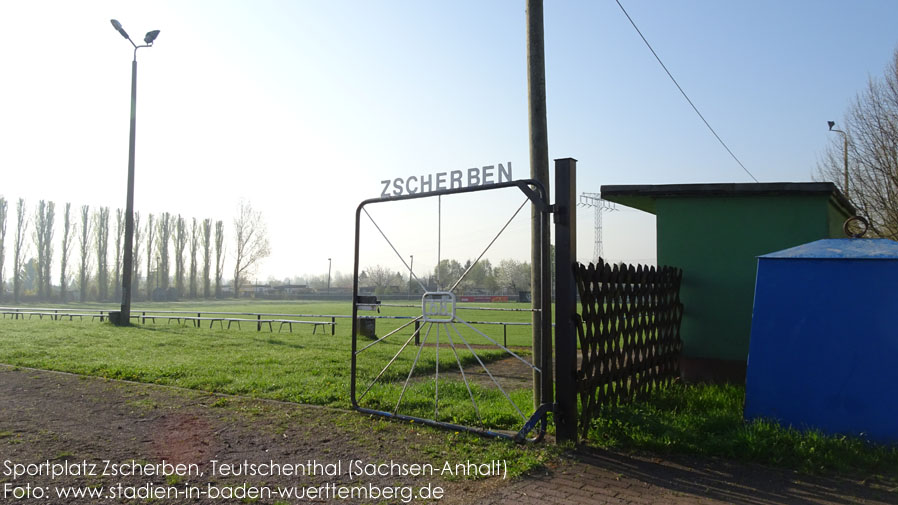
[0,299,538,429]
[1,299,896,482]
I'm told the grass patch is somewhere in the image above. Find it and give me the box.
[586,383,898,480]
[0,318,504,409]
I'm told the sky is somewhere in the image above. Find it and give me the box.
[1,0,897,285]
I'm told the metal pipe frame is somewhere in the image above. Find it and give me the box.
[350,179,552,441]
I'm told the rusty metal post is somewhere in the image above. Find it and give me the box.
[554,157,578,443]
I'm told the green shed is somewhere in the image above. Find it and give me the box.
[600,182,854,383]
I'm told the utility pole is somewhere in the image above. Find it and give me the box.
[527,0,551,408]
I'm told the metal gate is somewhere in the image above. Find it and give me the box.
[350,179,552,441]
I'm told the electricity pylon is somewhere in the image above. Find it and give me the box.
[579,192,616,264]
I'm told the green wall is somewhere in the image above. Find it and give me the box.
[656,195,849,361]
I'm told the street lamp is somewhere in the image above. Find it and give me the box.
[327,258,332,296]
[113,18,160,326]
[828,121,849,199]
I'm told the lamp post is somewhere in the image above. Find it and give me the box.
[828,121,849,199]
[327,258,332,296]
[113,19,160,326]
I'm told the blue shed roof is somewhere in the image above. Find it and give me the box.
[761,238,898,259]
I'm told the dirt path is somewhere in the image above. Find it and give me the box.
[1,365,894,504]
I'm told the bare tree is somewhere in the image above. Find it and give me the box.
[232,201,270,297]
[818,48,898,239]
[78,205,91,302]
[214,220,224,298]
[95,207,110,300]
[43,202,54,299]
[13,199,27,303]
[145,213,155,299]
[174,215,187,298]
[157,212,172,291]
[364,265,398,294]
[202,218,212,298]
[59,203,73,301]
[0,197,7,301]
[114,209,124,300]
[132,212,142,298]
[32,201,49,299]
[189,218,199,298]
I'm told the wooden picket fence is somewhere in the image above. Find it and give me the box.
[574,259,684,437]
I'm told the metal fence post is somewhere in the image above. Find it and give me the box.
[554,157,579,443]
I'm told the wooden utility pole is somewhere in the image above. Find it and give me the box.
[526,0,552,408]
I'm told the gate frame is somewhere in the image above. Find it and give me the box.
[553,158,578,443]
[350,178,554,441]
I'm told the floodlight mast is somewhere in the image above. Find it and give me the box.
[112,19,160,326]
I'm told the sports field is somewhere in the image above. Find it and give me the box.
[0,299,540,431]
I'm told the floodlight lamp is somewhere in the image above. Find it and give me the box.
[144,30,160,45]
[110,19,130,40]
[828,121,835,131]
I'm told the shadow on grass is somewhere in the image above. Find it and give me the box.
[585,384,898,485]
[570,445,897,505]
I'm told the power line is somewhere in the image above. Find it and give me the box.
[614,0,759,183]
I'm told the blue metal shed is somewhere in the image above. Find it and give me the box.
[745,238,898,444]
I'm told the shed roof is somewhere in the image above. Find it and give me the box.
[761,238,898,259]
[600,182,854,215]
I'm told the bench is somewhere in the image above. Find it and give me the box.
[260,319,334,334]
[3,311,98,321]
[3,311,94,321]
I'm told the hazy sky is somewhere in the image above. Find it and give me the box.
[2,1,897,283]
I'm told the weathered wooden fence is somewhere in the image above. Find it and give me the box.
[574,259,684,437]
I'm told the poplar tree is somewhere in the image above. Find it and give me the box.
[145,213,155,299]
[0,197,7,301]
[189,218,199,298]
[214,220,224,298]
[174,215,187,298]
[95,207,110,300]
[13,199,27,303]
[157,212,172,291]
[59,203,73,301]
[114,209,124,300]
[32,201,48,299]
[202,218,212,298]
[78,205,91,302]
[132,212,142,298]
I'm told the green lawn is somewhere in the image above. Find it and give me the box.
[2,299,896,483]
[0,300,537,427]
[586,383,898,482]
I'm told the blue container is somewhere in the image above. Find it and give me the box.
[745,238,898,444]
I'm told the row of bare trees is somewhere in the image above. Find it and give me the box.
[358,258,532,296]
[0,197,269,303]
[818,48,898,239]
